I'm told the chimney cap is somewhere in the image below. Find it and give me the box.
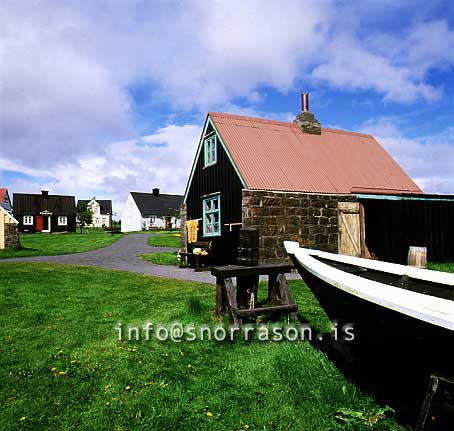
[152,188,160,197]
[41,190,49,196]
[301,92,309,112]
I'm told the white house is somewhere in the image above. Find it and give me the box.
[121,188,182,232]
[77,198,113,228]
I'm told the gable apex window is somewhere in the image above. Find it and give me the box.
[203,134,217,167]
[203,195,221,237]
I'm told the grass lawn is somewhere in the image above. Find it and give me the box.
[428,262,454,273]
[147,232,180,248]
[0,231,125,259]
[0,263,405,430]
[141,251,179,266]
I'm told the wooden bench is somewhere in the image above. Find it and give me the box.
[179,241,212,271]
[211,263,297,326]
[178,251,210,272]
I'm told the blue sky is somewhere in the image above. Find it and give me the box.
[1,0,454,217]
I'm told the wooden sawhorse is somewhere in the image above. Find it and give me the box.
[211,263,297,326]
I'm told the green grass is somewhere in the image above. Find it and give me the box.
[0,231,125,259]
[427,262,454,273]
[147,233,181,248]
[0,263,405,431]
[141,251,179,266]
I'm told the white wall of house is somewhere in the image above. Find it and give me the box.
[121,194,143,232]
[121,193,181,232]
[141,215,180,230]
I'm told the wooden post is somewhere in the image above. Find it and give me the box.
[267,273,278,303]
[215,278,225,316]
[408,246,427,268]
[416,373,454,431]
[224,278,241,327]
[276,274,298,320]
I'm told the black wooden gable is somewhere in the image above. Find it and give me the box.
[13,193,77,215]
[184,115,245,228]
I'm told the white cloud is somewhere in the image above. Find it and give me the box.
[2,1,454,204]
[311,33,441,103]
[3,124,201,217]
[360,119,454,194]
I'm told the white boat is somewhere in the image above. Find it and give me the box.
[284,241,454,422]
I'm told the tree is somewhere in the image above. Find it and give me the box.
[77,203,93,233]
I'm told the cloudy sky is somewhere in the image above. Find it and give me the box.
[1,0,454,217]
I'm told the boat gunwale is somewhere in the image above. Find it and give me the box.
[284,241,454,331]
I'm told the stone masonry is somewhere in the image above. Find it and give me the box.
[242,190,356,263]
[4,223,20,249]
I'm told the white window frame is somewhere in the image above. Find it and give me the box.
[203,195,221,237]
[58,216,67,226]
[204,134,217,167]
[23,215,33,225]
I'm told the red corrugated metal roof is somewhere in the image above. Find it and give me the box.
[209,112,422,194]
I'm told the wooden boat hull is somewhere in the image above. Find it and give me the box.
[285,242,454,420]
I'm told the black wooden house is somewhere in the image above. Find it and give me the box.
[182,99,454,265]
[13,190,77,233]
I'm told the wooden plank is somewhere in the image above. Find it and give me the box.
[267,273,278,303]
[338,201,360,213]
[339,211,361,256]
[211,263,294,278]
[215,279,225,315]
[276,274,298,320]
[416,373,454,431]
[224,278,241,327]
[359,203,366,258]
[236,304,298,318]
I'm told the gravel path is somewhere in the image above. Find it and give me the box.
[0,234,217,283]
[0,234,300,284]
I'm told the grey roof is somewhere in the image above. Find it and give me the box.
[78,200,113,215]
[130,192,182,216]
[13,193,77,215]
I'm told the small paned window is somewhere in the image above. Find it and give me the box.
[204,135,217,167]
[23,215,33,225]
[58,216,67,226]
[203,195,221,236]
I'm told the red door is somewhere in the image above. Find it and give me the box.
[36,216,43,231]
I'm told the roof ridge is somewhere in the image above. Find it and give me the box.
[209,112,373,138]
[13,192,75,197]
[130,191,183,196]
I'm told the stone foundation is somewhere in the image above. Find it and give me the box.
[4,223,20,249]
[242,190,356,263]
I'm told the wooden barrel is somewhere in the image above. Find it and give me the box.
[407,246,427,268]
[237,228,259,266]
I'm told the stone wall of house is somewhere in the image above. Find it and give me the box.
[242,190,356,263]
[4,223,20,249]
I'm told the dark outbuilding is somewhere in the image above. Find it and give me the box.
[182,94,454,265]
[14,190,77,233]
